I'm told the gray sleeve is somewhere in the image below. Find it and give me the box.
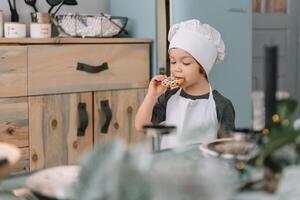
[218,101,235,137]
[151,88,179,124]
[151,95,167,124]
[213,91,236,138]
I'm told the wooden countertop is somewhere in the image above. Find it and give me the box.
[0,37,152,44]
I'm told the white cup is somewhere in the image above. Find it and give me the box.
[31,12,52,24]
[30,23,51,38]
[4,22,26,38]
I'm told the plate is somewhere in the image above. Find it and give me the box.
[199,138,259,161]
[26,165,80,199]
[0,142,21,179]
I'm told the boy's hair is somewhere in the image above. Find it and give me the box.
[197,61,208,81]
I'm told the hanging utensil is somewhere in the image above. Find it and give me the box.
[12,0,19,22]
[24,0,38,12]
[53,0,78,15]
[46,0,64,13]
[7,0,19,22]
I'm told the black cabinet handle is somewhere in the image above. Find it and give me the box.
[77,62,109,73]
[100,100,112,134]
[78,102,88,136]
[0,158,8,166]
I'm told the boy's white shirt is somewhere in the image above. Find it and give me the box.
[161,85,218,149]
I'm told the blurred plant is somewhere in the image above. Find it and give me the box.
[255,98,300,169]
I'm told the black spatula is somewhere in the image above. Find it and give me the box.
[46,0,64,13]
[7,0,19,22]
[24,0,38,12]
[53,0,78,15]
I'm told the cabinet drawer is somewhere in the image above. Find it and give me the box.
[28,44,150,95]
[0,97,29,148]
[0,46,27,97]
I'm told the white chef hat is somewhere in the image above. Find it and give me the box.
[168,19,225,75]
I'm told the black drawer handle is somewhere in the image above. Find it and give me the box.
[77,62,109,73]
[78,102,88,136]
[100,100,112,134]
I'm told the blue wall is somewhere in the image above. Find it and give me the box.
[110,0,157,77]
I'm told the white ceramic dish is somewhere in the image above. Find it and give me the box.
[0,142,21,179]
[26,165,80,199]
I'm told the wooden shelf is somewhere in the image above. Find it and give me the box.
[0,37,152,45]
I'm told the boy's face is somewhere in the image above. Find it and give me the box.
[169,48,206,88]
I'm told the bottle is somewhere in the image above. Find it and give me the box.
[143,125,176,152]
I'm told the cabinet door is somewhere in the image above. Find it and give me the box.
[0,97,29,172]
[29,92,93,170]
[94,88,147,144]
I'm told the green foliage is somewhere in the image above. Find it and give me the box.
[277,99,297,128]
[255,128,300,167]
[255,98,300,168]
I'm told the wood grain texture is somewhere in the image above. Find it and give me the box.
[0,46,27,97]
[12,147,30,173]
[0,38,152,44]
[0,40,150,172]
[29,92,93,170]
[28,44,150,95]
[94,88,147,144]
[0,97,29,148]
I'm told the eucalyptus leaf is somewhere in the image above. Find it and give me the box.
[255,128,300,167]
[277,99,297,127]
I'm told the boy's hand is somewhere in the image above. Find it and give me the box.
[147,75,167,98]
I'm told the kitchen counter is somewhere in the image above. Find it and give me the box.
[0,175,278,200]
[0,143,287,200]
[0,37,152,44]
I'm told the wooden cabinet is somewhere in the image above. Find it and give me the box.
[0,38,151,173]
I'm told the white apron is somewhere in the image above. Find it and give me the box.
[161,86,219,149]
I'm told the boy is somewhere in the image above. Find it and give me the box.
[135,19,235,149]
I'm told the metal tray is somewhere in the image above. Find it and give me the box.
[199,138,260,161]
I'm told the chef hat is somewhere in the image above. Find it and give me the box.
[168,19,225,75]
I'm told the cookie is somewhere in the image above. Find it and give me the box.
[161,77,185,89]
